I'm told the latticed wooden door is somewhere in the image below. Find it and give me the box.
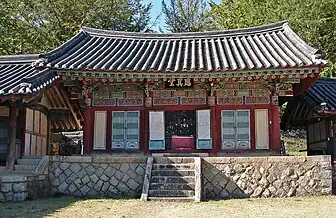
[112,111,139,149]
[125,111,140,149]
[221,110,250,149]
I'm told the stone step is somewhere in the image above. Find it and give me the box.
[153,157,195,164]
[151,169,194,177]
[152,163,194,170]
[21,156,42,159]
[150,183,195,191]
[14,164,36,171]
[151,176,195,183]
[17,158,40,165]
[149,197,194,202]
[149,190,195,197]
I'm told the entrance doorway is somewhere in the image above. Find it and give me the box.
[165,110,196,151]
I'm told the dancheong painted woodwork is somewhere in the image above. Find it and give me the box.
[0,21,327,158]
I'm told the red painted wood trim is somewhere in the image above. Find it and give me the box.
[89,103,273,154]
[139,109,148,153]
[268,107,273,151]
[210,106,216,153]
[272,105,281,154]
[293,74,319,95]
[250,109,256,152]
[92,106,145,111]
[106,111,112,152]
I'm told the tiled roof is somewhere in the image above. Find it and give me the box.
[41,21,325,73]
[0,55,60,95]
[301,78,336,111]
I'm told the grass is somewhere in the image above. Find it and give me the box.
[1,196,336,218]
[281,136,307,156]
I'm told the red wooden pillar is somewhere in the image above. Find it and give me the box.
[83,99,93,154]
[6,101,17,171]
[140,109,149,154]
[271,103,281,154]
[212,105,220,154]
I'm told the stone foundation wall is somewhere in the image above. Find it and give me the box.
[0,174,49,201]
[49,156,146,198]
[332,163,336,194]
[202,156,332,199]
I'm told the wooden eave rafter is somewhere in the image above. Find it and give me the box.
[315,110,336,116]
[57,67,320,82]
[59,88,81,129]
[45,88,57,109]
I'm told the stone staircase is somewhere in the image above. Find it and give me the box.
[148,157,196,201]
[14,156,41,173]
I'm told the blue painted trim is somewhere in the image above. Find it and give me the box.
[197,139,212,149]
[149,140,165,150]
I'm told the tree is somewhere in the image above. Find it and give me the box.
[208,0,336,76]
[0,0,152,55]
[161,0,210,32]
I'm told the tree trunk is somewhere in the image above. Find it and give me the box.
[5,102,17,172]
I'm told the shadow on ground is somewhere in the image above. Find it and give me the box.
[0,195,79,218]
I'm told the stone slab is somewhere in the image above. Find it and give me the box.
[1,175,27,183]
[140,157,153,201]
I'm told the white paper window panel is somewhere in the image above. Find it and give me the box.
[34,110,40,133]
[197,110,211,139]
[93,111,107,150]
[26,109,34,131]
[149,111,165,140]
[24,133,31,156]
[255,109,269,149]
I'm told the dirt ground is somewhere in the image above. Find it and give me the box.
[1,196,336,218]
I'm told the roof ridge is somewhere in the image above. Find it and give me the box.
[282,23,319,56]
[0,54,41,64]
[80,20,288,39]
[315,77,336,83]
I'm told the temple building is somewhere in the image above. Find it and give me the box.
[0,21,326,161]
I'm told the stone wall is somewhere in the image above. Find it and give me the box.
[0,174,49,201]
[49,156,146,198]
[202,156,332,199]
[332,163,336,194]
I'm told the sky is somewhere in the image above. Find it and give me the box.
[142,0,221,32]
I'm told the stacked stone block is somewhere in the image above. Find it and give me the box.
[202,156,332,199]
[0,174,49,201]
[49,156,146,198]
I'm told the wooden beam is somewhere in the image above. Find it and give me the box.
[59,88,81,129]
[5,101,17,172]
[52,86,67,108]
[44,90,55,109]
[23,93,41,104]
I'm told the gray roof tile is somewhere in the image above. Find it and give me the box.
[302,78,336,111]
[39,21,325,73]
[0,55,59,95]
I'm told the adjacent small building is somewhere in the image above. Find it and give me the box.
[282,78,336,160]
[0,21,326,162]
[0,55,81,166]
